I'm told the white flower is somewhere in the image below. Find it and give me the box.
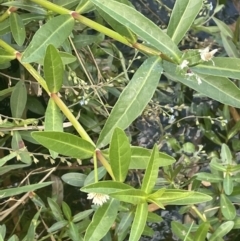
[199,47,218,61]
[87,192,110,206]
[179,60,189,69]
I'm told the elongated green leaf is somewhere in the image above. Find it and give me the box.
[62,173,87,187]
[22,15,74,63]
[196,172,222,183]
[209,221,234,241]
[129,203,148,241]
[10,80,27,118]
[44,45,64,93]
[84,167,106,185]
[0,49,15,64]
[223,173,233,195]
[0,164,29,176]
[32,131,95,159]
[221,143,232,164]
[76,0,95,13]
[2,1,47,15]
[45,99,63,158]
[109,128,131,182]
[97,56,163,148]
[0,182,52,199]
[68,222,83,241]
[59,52,76,65]
[72,209,93,223]
[96,0,136,42]
[81,181,134,195]
[194,222,210,241]
[48,220,68,233]
[164,61,240,108]
[130,146,175,169]
[0,152,17,167]
[191,57,240,80]
[220,194,236,220]
[110,189,147,204]
[221,33,240,58]
[149,189,212,205]
[213,17,233,38]
[167,0,202,45]
[171,221,194,241]
[116,212,133,241]
[47,198,64,221]
[10,13,26,46]
[141,145,159,194]
[73,33,104,49]
[90,0,181,62]
[84,199,119,241]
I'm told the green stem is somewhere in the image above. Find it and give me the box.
[96,149,115,180]
[30,0,71,15]
[0,39,16,53]
[51,93,95,146]
[72,12,132,47]
[0,7,17,22]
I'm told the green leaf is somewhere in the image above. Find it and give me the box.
[129,203,148,241]
[47,198,64,221]
[213,17,233,38]
[221,143,232,164]
[116,212,133,241]
[149,189,212,205]
[0,152,17,167]
[72,209,94,223]
[0,164,29,176]
[96,0,137,42]
[73,33,104,49]
[195,172,222,183]
[62,173,87,187]
[84,199,119,241]
[10,80,27,118]
[44,44,64,93]
[10,12,26,46]
[97,56,163,148]
[221,33,240,58]
[81,181,134,195]
[62,201,72,221]
[22,15,74,63]
[194,222,210,241]
[167,0,202,45]
[109,128,131,182]
[0,182,52,199]
[171,221,194,241]
[220,194,236,220]
[209,221,234,241]
[59,51,76,65]
[130,146,175,169]
[223,173,233,195]
[110,189,147,204]
[76,0,95,13]
[32,131,95,159]
[68,222,83,241]
[48,220,68,233]
[84,167,106,185]
[0,49,15,64]
[44,99,63,158]
[2,1,47,15]
[23,208,41,241]
[90,0,181,62]
[141,145,159,194]
[164,61,240,108]
[191,57,240,80]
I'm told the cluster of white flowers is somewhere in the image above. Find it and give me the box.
[179,47,218,85]
[87,192,110,206]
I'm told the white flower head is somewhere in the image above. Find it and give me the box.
[179,59,189,69]
[199,47,218,62]
[87,192,110,206]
